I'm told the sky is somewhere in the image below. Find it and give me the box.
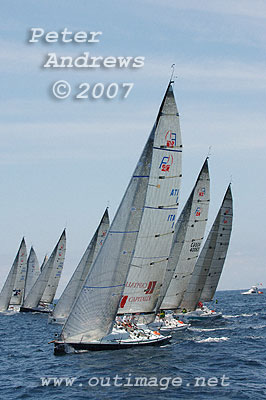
[0,0,266,296]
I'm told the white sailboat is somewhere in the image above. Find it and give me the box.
[152,158,210,330]
[241,286,263,295]
[0,238,27,313]
[53,81,179,354]
[182,184,233,320]
[23,247,40,300]
[20,230,66,313]
[50,209,110,324]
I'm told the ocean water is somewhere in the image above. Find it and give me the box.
[1,290,266,400]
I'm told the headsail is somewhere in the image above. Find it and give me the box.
[24,247,40,300]
[51,209,110,321]
[9,238,27,306]
[22,230,66,309]
[118,82,182,315]
[0,238,26,311]
[199,184,233,302]
[160,159,210,310]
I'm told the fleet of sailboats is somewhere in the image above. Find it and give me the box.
[0,79,234,355]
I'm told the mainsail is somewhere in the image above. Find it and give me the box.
[61,82,177,343]
[9,238,28,306]
[199,184,233,302]
[117,82,182,315]
[40,230,66,305]
[51,209,110,321]
[24,247,40,300]
[22,230,66,309]
[0,238,26,312]
[160,159,210,310]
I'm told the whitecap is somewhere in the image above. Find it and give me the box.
[195,336,229,343]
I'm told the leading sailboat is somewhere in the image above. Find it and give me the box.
[53,80,181,354]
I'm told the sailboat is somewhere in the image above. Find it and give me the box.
[49,209,110,324]
[241,285,263,295]
[53,81,181,354]
[23,247,40,300]
[151,158,210,330]
[0,238,27,313]
[116,82,182,327]
[181,184,233,320]
[20,230,66,313]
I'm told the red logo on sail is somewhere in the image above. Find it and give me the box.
[159,155,173,172]
[120,295,128,308]
[144,281,157,295]
[199,188,205,197]
[165,131,176,148]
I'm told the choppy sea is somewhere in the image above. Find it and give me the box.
[1,290,265,399]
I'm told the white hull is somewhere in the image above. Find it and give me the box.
[241,287,263,295]
[149,315,190,331]
[182,307,222,321]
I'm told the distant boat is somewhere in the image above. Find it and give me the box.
[49,209,110,324]
[0,238,27,313]
[53,81,179,354]
[241,286,263,295]
[20,230,66,313]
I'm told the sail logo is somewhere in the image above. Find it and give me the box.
[198,188,206,197]
[195,207,201,216]
[144,281,157,295]
[159,155,173,172]
[120,295,128,308]
[170,188,179,202]
[165,131,176,148]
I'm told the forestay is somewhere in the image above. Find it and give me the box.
[52,209,109,321]
[199,185,233,302]
[160,159,210,310]
[0,238,26,311]
[22,231,66,308]
[118,82,182,315]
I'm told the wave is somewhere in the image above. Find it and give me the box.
[195,336,230,343]
[223,312,258,319]
[189,327,229,332]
